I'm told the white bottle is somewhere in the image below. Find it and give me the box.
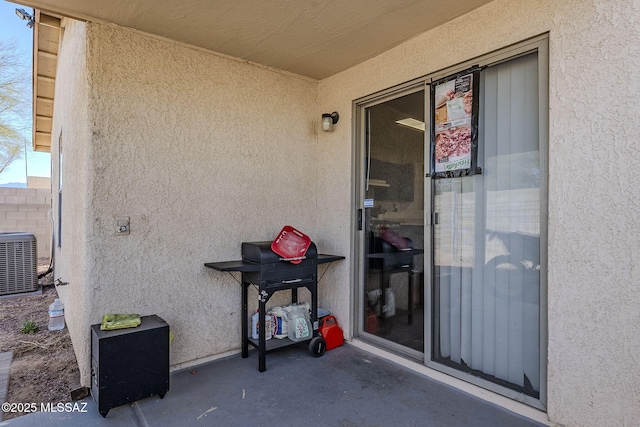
[251,311,272,340]
[48,298,65,331]
[251,311,259,339]
[384,288,396,317]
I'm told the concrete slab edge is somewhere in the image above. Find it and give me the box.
[0,351,14,422]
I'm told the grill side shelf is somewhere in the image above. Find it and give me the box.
[204,260,260,272]
[317,254,345,264]
[204,255,344,272]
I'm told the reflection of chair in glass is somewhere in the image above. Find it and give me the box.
[435,229,541,396]
[367,233,423,328]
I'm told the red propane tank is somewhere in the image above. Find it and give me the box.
[318,315,344,351]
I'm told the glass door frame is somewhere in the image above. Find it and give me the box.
[351,34,549,409]
[352,79,431,360]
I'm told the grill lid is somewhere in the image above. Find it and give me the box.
[242,241,317,264]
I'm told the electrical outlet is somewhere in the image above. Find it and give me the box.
[115,217,130,235]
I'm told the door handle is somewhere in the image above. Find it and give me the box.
[431,212,439,225]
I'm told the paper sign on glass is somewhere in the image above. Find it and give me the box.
[430,68,481,178]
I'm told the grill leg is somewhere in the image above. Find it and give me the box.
[241,279,249,359]
[309,275,318,335]
[259,298,266,372]
[407,270,413,325]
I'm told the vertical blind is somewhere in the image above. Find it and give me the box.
[434,52,541,396]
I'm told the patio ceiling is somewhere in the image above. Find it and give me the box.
[18,0,495,151]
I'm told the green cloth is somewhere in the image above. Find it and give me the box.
[100,314,141,331]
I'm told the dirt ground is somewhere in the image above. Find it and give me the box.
[0,259,81,420]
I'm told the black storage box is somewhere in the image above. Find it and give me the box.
[90,314,169,417]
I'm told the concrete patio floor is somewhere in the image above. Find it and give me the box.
[1,343,548,427]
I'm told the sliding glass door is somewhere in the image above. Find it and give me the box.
[360,88,426,356]
[432,52,543,399]
[355,37,547,405]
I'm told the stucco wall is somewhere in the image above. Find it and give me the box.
[54,21,320,383]
[52,1,640,426]
[317,0,640,426]
[50,18,92,386]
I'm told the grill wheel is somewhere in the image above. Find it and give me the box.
[308,336,326,357]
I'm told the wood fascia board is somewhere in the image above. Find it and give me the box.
[32,10,61,153]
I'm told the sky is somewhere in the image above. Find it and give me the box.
[0,0,51,185]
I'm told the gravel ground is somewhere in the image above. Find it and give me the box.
[0,259,80,420]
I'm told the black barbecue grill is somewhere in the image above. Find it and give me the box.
[241,241,319,291]
[205,241,343,372]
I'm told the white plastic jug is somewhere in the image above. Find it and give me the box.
[384,288,396,318]
[251,311,273,340]
[287,304,311,342]
[48,298,65,331]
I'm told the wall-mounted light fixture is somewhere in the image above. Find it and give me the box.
[15,8,35,28]
[322,112,339,132]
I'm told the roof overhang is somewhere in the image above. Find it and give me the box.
[23,0,497,153]
[32,10,60,153]
[22,0,495,79]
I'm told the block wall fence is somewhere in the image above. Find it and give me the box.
[0,187,52,258]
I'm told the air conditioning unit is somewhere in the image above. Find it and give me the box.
[0,233,38,296]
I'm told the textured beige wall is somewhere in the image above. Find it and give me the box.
[317,0,640,426]
[52,1,640,425]
[50,19,93,386]
[54,22,320,383]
